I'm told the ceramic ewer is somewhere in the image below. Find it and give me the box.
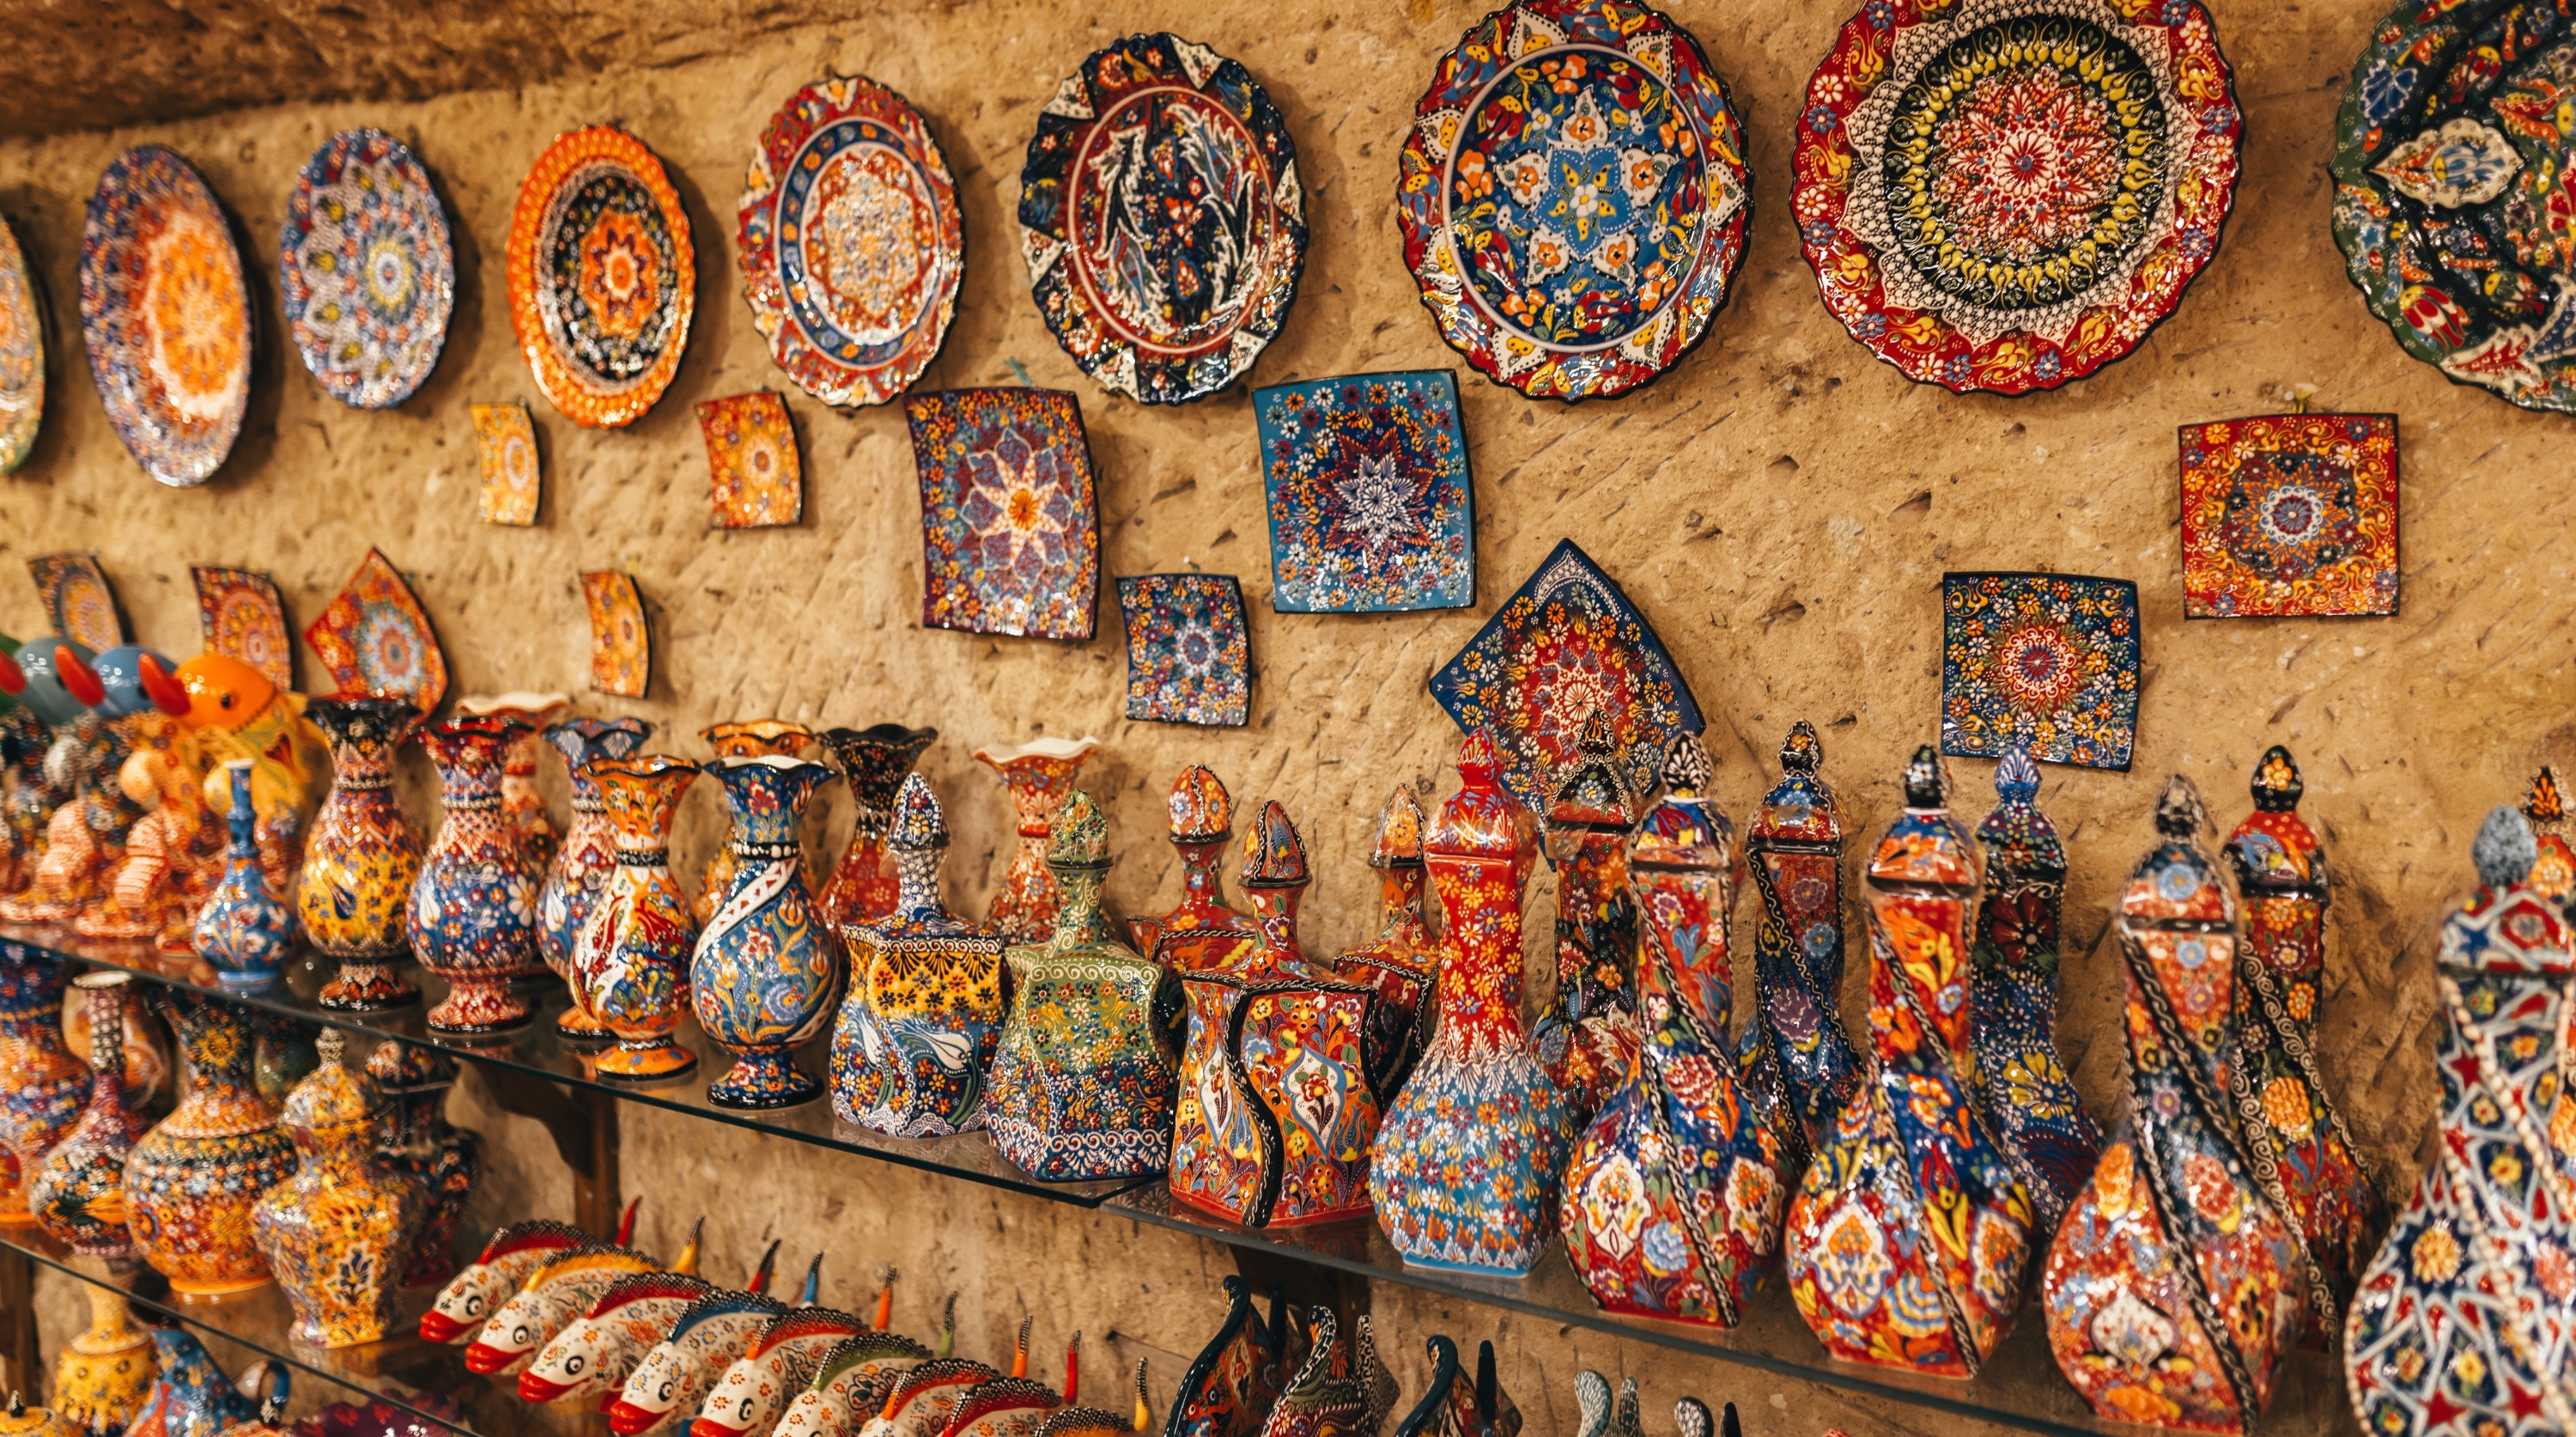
[125,989,295,1294]
[1128,765,1259,971]
[692,721,815,928]
[690,1301,872,1437]
[0,941,88,1227]
[252,1031,428,1347]
[579,756,704,1082]
[2345,807,2576,1437]
[191,761,294,989]
[48,1279,157,1436]
[2042,776,2315,1432]
[1559,734,1784,1326]
[1163,1277,1295,1437]
[1369,729,1576,1276]
[1784,746,2033,1376]
[1249,1310,1393,1437]
[465,1223,696,1379]
[987,788,1181,1181]
[1330,788,1435,1099]
[1735,722,1862,1170]
[1388,1336,1517,1437]
[366,1040,482,1288]
[420,1217,594,1343]
[30,971,148,1257]
[832,774,1005,1136]
[410,715,543,1034]
[1530,711,1641,1126]
[606,1268,789,1435]
[539,716,653,1041]
[519,1268,719,1406]
[972,736,1099,943]
[296,696,424,1012]
[816,723,937,929]
[691,755,841,1108]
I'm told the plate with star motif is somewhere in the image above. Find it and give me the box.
[507,126,695,429]
[280,129,455,409]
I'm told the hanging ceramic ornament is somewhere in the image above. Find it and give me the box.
[1388,1337,1516,1437]
[1735,722,1861,1170]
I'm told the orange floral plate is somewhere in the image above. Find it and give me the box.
[506,127,696,429]
[79,145,252,485]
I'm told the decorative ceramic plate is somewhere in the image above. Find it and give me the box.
[1018,33,1306,405]
[2179,412,2398,618]
[904,387,1100,640]
[507,127,695,429]
[580,571,650,698]
[79,145,252,485]
[698,391,803,528]
[30,553,122,653]
[0,212,43,472]
[1794,0,2240,395]
[1255,370,1475,612]
[2334,1,2576,411]
[738,76,963,408]
[1119,574,1250,727]
[306,547,448,713]
[191,566,293,690]
[280,129,455,410]
[1940,572,2138,770]
[1397,0,1752,402]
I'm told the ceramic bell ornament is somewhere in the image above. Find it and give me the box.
[2043,776,2312,1431]
[1531,710,1641,1123]
[1786,746,2032,1377]
[2522,766,2576,904]
[192,760,295,989]
[1370,728,1574,1276]
[253,1029,427,1347]
[411,714,544,1034]
[297,696,425,1011]
[2345,807,2576,1437]
[124,990,295,1295]
[817,723,938,929]
[0,946,88,1227]
[367,1039,483,1287]
[539,716,653,1042]
[691,721,817,926]
[691,753,841,1108]
[30,971,149,1258]
[1332,788,1436,1099]
[577,755,703,1082]
[972,736,1100,943]
[1735,722,1862,1167]
[1129,765,1259,970]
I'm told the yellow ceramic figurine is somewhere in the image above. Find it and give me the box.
[173,654,330,898]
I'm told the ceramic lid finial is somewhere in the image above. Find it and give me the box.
[2475,806,2537,890]
[2154,775,2208,838]
[1993,746,2039,805]
[1430,729,1526,862]
[1168,765,1231,842]
[2525,768,2565,827]
[1456,728,1502,783]
[1778,720,1821,776]
[1900,745,1946,808]
[317,1027,344,1068]
[1662,732,1714,798]
[1048,789,1109,867]
[1237,801,1307,889]
[1550,709,1630,827]
[891,774,947,851]
[1369,788,1425,868]
[2250,744,2303,813]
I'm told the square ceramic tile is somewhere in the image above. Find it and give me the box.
[1119,574,1249,728]
[1941,572,2140,770]
[28,553,122,651]
[1429,539,1701,811]
[472,403,541,526]
[698,391,804,528]
[2179,412,2398,618]
[905,387,1100,641]
[191,566,291,690]
[580,571,650,698]
[305,547,447,713]
[1254,369,1474,613]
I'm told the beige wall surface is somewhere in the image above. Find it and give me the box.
[0,0,2551,1431]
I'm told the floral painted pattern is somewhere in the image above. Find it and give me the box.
[2180,412,2398,618]
[581,571,652,698]
[0,212,43,472]
[697,391,804,528]
[1255,372,1473,613]
[33,553,125,654]
[80,145,252,484]
[281,129,454,409]
[1939,572,2138,770]
[306,548,447,715]
[191,567,291,691]
[906,388,1100,640]
[507,127,695,429]
[473,403,542,526]
[1119,575,1250,728]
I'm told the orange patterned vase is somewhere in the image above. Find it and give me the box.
[816,724,936,930]
[125,989,295,1294]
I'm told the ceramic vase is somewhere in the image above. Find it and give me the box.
[1370,730,1575,1276]
[691,721,816,927]
[987,788,1180,1180]
[457,692,570,881]
[1785,746,2032,1378]
[30,971,148,1257]
[2222,745,2384,1312]
[125,991,295,1295]
[539,717,653,1043]
[1735,722,1862,1170]
[1559,734,1783,1326]
[1967,748,2102,1233]
[1128,765,1259,971]
[297,697,423,1012]
[252,1029,427,1347]
[972,736,1099,944]
[0,943,88,1226]
[409,715,541,1034]
[1530,711,1640,1125]
[49,1282,157,1437]
[2345,807,2576,1437]
[1331,788,1435,1100]
[833,775,1005,1136]
[579,756,702,1082]
[366,1040,482,1288]
[817,724,938,930]
[691,755,840,1108]
[129,1323,264,1437]
[1255,1311,1393,1437]
[191,762,294,989]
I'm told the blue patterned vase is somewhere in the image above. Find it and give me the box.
[1735,722,1862,1170]
[692,756,841,1108]
[540,717,653,1044]
[192,761,293,990]
[410,715,540,1035]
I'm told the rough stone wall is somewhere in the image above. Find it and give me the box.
[0,0,2554,1431]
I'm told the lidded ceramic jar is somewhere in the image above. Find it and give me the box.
[125,990,296,1294]
[252,1029,426,1347]
[409,715,542,1035]
[1735,721,1861,1166]
[368,1038,483,1288]
[1127,765,1257,970]
[296,696,424,1012]
[1531,711,1639,1125]
[1330,788,1435,1099]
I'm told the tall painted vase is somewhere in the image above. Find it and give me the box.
[1559,734,1783,1326]
[1735,722,1862,1169]
[1129,766,1258,971]
[2043,776,2312,1431]
[578,755,702,1082]
[0,942,88,1226]
[456,691,570,879]
[1331,788,1434,1101]
[367,1040,483,1287]
[252,1029,427,1347]
[540,717,653,1043]
[30,971,148,1257]
[817,724,937,929]
[1370,729,1575,1276]
[125,990,296,1294]
[192,762,295,989]
[973,736,1098,944]
[410,715,543,1034]
[691,756,840,1108]
[1530,711,1639,1125]
[692,721,815,927]
[2345,807,2576,1437]
[1785,746,2032,1378]
[297,697,423,1012]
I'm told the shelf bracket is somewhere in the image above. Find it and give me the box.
[468,1062,624,1241]
[0,1242,34,1401]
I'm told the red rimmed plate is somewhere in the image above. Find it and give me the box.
[79,145,252,485]
[507,127,695,429]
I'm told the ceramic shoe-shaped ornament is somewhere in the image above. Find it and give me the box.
[124,1325,264,1437]
[834,775,1006,1136]
[522,1240,720,1405]
[609,1245,792,1437]
[1129,766,1259,970]
[252,1031,428,1348]
[1735,722,1863,1171]
[1250,1311,1394,1437]
[2223,745,2385,1313]
[987,788,1182,1180]
[1331,788,1436,1099]
[2043,776,2316,1433]
[936,1327,1078,1437]
[1530,710,1642,1123]
[1035,1360,1150,1437]
[692,754,841,1108]
[2344,807,2576,1437]
[817,725,939,929]
[1370,729,1575,1276]
[2522,767,2576,907]
[1785,746,2033,1378]
[693,722,817,927]
[1163,1278,1296,1437]
[1967,748,2103,1233]
[410,715,543,1035]
[1388,1337,1517,1437]
[30,971,149,1257]
[540,717,654,1042]
[691,1288,872,1437]
[468,1217,698,1377]
[973,737,1100,943]
[421,1216,599,1342]
[775,1291,948,1437]
[580,756,705,1082]
[1560,733,1784,1327]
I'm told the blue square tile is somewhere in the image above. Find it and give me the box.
[1255,370,1474,613]
[1940,572,2140,770]
[1120,574,1250,728]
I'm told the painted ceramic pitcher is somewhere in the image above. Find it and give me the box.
[1559,734,1783,1327]
[692,722,816,926]
[579,756,703,1082]
[692,755,841,1108]
[540,717,653,1043]
[1736,722,1862,1169]
[0,942,88,1226]
[817,724,938,929]
[297,696,423,1012]
[1130,766,1259,971]
[1370,730,1574,1276]
[410,715,542,1035]
[1531,711,1639,1124]
[193,761,294,989]
[987,788,1181,1181]
[2222,745,2383,1312]
[973,736,1099,944]
[457,691,570,880]
[1967,748,2101,1232]
[125,990,295,1295]
[833,775,1005,1136]
[252,1029,428,1348]
[368,1040,483,1287]
[2345,807,2576,1437]
[1331,788,1435,1101]
[30,971,148,1257]
[2043,776,2312,1431]
[1785,746,2032,1378]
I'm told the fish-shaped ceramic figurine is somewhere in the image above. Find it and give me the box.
[422,1208,628,1343]
[608,1246,793,1437]
[466,1219,696,1377]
